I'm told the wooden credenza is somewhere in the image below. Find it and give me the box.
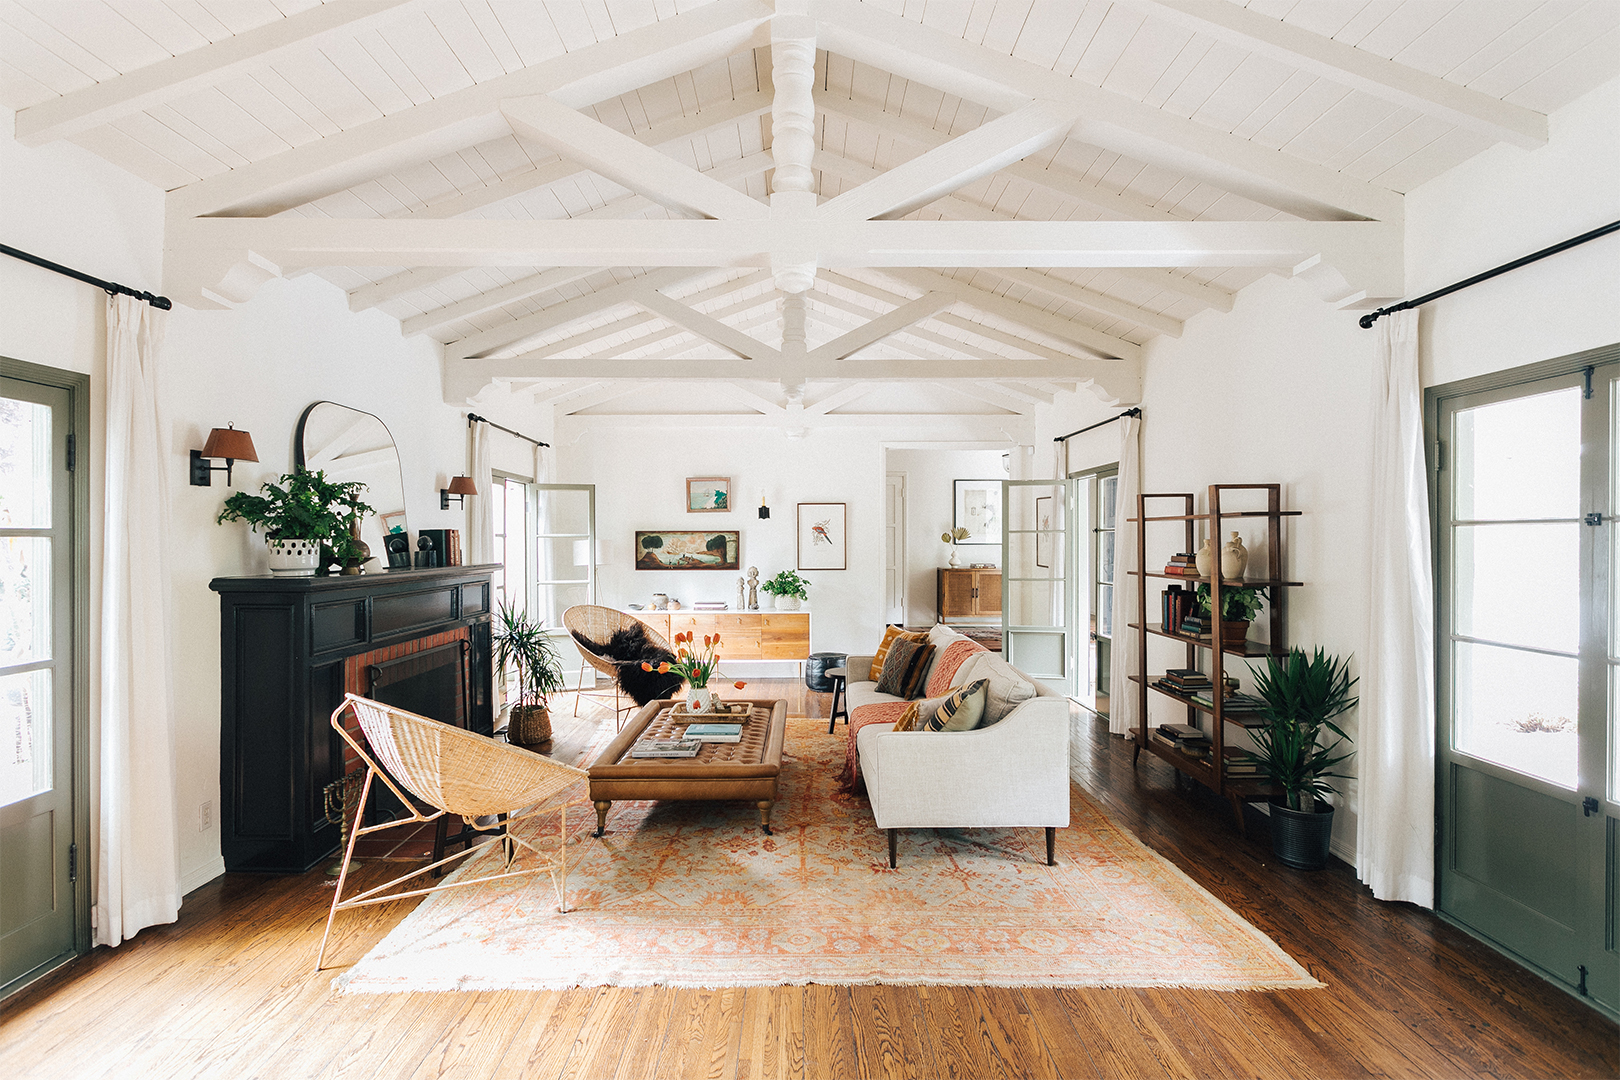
[625,610,810,660]
[938,568,1002,620]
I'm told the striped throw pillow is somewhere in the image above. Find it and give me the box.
[925,679,989,732]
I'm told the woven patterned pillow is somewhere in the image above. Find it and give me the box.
[925,678,989,732]
[870,625,926,677]
[874,639,934,698]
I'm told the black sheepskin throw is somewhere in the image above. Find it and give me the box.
[571,622,682,706]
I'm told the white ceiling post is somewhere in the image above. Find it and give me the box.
[769,8,820,296]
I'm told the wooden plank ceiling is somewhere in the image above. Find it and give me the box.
[3,0,1615,415]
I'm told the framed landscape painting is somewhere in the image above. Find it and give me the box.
[686,476,731,513]
[797,502,847,570]
[954,479,1002,545]
[635,530,740,570]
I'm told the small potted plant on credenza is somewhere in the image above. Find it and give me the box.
[493,600,567,746]
[760,569,810,610]
[1245,647,1357,870]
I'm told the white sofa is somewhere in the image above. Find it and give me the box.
[845,625,1071,867]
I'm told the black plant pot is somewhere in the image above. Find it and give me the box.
[1269,798,1335,870]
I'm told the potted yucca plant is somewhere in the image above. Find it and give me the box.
[1245,647,1357,871]
[492,600,566,746]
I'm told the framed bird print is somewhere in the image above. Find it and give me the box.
[797,502,846,570]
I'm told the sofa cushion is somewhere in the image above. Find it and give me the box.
[893,693,948,732]
[953,653,1035,723]
[925,678,989,732]
[870,625,926,677]
[875,638,934,699]
[925,638,989,698]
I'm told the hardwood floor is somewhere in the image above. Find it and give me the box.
[2,679,1614,1079]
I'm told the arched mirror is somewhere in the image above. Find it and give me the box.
[295,401,407,569]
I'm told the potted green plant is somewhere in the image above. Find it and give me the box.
[1244,647,1357,870]
[216,469,373,576]
[760,569,810,610]
[1195,582,1266,642]
[492,600,567,745]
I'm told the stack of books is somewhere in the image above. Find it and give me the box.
[1179,612,1213,638]
[1161,584,1194,633]
[1221,745,1263,778]
[682,722,742,743]
[445,528,462,567]
[692,601,728,611]
[1190,689,1267,714]
[631,739,702,758]
[1159,668,1211,694]
[1151,723,1212,758]
[1162,552,1200,577]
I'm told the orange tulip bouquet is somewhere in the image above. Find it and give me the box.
[641,631,745,712]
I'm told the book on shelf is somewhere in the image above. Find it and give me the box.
[681,722,742,742]
[1190,691,1266,712]
[1161,723,1204,740]
[691,601,728,610]
[1221,746,1262,775]
[630,739,702,758]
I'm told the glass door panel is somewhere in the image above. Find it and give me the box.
[1003,479,1076,696]
[534,484,595,632]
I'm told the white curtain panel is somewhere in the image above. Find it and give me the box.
[1108,415,1142,737]
[1357,308,1436,907]
[468,420,494,565]
[96,295,181,945]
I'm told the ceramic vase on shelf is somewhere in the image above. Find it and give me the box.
[685,685,714,713]
[1194,537,1214,579]
[1221,532,1249,581]
[947,546,961,569]
[267,537,320,576]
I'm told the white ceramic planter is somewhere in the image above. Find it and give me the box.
[267,537,320,576]
[776,594,800,611]
[685,685,714,713]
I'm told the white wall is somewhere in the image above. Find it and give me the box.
[0,119,552,896]
[885,447,1007,626]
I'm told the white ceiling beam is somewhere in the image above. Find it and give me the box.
[529,380,605,406]
[720,385,789,416]
[1133,0,1546,149]
[519,313,663,361]
[987,267,1182,337]
[984,382,1056,406]
[175,217,1399,279]
[13,0,423,146]
[168,0,772,217]
[448,267,697,359]
[570,150,775,220]
[832,357,1125,382]
[806,383,871,415]
[549,383,643,415]
[448,357,762,399]
[501,95,769,221]
[808,285,988,360]
[944,383,1036,414]
[932,311,1101,365]
[633,288,783,361]
[579,287,779,360]
[884,268,1141,362]
[348,266,471,313]
[404,266,606,337]
[816,103,1180,223]
[804,292,955,363]
[1111,267,1234,313]
[818,100,1081,222]
[814,0,1401,222]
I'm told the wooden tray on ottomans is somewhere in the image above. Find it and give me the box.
[667,701,751,720]
[587,698,787,838]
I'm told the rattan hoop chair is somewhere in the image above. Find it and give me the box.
[562,604,676,727]
[316,693,587,971]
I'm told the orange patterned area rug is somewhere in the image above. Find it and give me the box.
[335,718,1321,993]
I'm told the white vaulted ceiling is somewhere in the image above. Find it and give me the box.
[4,0,1616,417]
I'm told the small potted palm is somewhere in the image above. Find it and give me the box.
[1245,647,1357,870]
[493,600,567,746]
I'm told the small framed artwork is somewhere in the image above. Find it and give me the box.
[635,530,740,570]
[953,479,1002,545]
[797,502,847,571]
[686,476,731,513]
[379,510,407,535]
[1035,496,1053,568]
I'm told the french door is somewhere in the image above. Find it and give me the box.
[1003,479,1079,697]
[1435,349,1618,1014]
[0,361,88,999]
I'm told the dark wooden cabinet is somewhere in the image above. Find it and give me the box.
[210,565,497,873]
[937,568,1001,619]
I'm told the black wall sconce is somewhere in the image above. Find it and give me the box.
[189,424,258,486]
[441,475,477,509]
[758,494,770,519]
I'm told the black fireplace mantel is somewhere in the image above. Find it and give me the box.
[210,563,498,873]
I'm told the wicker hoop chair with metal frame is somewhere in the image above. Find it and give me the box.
[562,604,675,726]
[315,693,587,971]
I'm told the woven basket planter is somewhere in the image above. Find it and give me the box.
[508,704,552,746]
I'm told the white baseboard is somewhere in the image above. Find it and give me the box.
[181,857,225,898]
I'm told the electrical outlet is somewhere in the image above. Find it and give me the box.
[199,800,213,832]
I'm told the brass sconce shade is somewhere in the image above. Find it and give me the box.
[441,475,477,509]
[190,423,259,486]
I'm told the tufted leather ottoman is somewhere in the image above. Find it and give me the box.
[587,698,787,836]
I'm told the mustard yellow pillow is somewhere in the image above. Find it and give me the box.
[870,625,925,677]
[892,701,921,732]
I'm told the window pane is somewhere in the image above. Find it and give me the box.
[1452,521,1578,653]
[0,537,50,666]
[1097,584,1113,638]
[1453,640,1577,787]
[1,668,51,807]
[1099,476,1117,530]
[0,397,52,529]
[1453,387,1580,521]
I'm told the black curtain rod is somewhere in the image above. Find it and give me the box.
[1054,407,1141,443]
[467,412,549,448]
[1359,219,1619,329]
[1,242,172,310]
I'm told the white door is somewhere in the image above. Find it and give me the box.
[1002,479,1079,697]
[884,473,906,624]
